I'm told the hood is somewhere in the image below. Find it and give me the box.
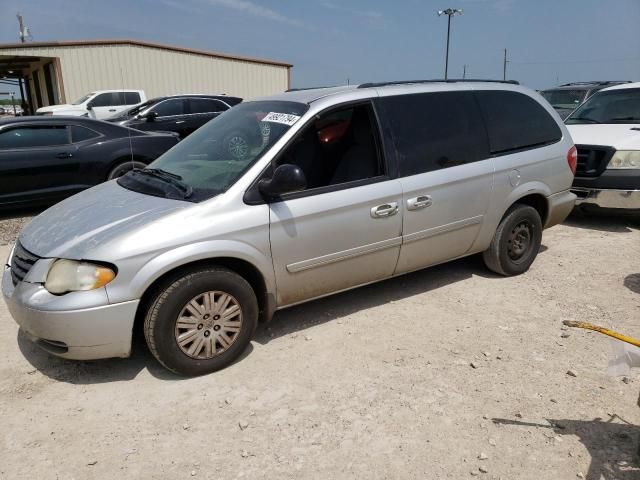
[37,104,85,113]
[19,181,191,259]
[566,124,640,149]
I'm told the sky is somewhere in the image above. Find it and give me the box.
[1,0,639,90]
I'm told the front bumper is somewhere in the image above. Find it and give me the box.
[2,266,139,360]
[572,188,640,210]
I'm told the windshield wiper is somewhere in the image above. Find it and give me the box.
[569,117,600,124]
[606,116,640,122]
[131,168,193,198]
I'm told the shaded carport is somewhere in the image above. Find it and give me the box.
[0,54,63,114]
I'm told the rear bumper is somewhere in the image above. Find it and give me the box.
[572,188,640,210]
[545,190,576,228]
[2,266,139,360]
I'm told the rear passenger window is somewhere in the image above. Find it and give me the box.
[124,92,141,105]
[189,98,228,114]
[70,125,100,143]
[475,90,562,154]
[377,91,489,177]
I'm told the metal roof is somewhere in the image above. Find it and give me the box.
[0,39,292,68]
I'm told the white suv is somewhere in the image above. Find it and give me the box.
[36,90,146,120]
[565,82,640,209]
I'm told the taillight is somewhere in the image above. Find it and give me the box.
[567,145,578,175]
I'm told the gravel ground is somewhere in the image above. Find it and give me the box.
[0,213,36,245]
[0,210,639,480]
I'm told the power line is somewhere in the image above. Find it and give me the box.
[511,57,640,66]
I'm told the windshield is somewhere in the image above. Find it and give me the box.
[72,93,95,105]
[540,89,585,109]
[566,88,640,124]
[118,100,309,201]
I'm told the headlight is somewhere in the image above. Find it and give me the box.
[45,259,116,294]
[608,150,640,169]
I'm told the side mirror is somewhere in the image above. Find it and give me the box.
[145,111,159,121]
[86,102,94,111]
[258,164,306,198]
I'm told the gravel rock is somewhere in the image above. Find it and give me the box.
[0,216,33,244]
[566,370,578,378]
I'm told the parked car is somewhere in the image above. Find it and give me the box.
[3,80,576,376]
[107,94,242,139]
[0,116,179,209]
[541,81,631,119]
[36,90,146,119]
[565,82,640,210]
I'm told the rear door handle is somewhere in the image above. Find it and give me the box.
[175,120,186,124]
[55,152,73,159]
[108,109,117,112]
[371,202,399,218]
[407,195,432,210]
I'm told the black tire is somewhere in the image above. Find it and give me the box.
[107,160,147,180]
[482,204,542,276]
[143,267,258,376]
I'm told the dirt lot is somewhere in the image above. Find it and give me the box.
[0,210,639,480]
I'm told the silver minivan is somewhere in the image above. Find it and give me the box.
[3,80,577,376]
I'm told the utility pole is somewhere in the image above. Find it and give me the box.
[437,8,463,80]
[463,64,467,79]
[503,48,508,81]
[17,13,30,43]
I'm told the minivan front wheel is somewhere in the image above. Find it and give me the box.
[143,267,258,376]
[482,204,542,276]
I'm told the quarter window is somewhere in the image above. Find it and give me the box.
[70,125,100,143]
[475,90,562,154]
[377,91,489,177]
[0,125,70,149]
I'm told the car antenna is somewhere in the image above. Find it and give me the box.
[119,66,135,173]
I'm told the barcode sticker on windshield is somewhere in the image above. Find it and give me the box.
[262,112,301,126]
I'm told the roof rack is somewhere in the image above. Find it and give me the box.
[358,79,519,89]
[285,85,338,92]
[558,81,632,87]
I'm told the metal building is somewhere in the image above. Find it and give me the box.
[0,39,292,114]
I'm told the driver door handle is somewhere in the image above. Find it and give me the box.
[55,152,74,159]
[371,202,399,218]
[175,120,186,124]
[108,109,116,112]
[407,195,432,210]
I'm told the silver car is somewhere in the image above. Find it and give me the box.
[2,80,576,376]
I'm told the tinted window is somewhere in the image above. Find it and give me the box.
[475,90,562,154]
[151,98,185,117]
[189,98,228,114]
[70,125,100,142]
[91,93,116,107]
[377,91,489,177]
[540,89,585,109]
[124,92,141,105]
[276,103,383,189]
[0,126,69,149]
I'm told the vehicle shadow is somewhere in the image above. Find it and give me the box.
[493,417,640,479]
[564,207,640,233]
[0,206,44,221]
[254,254,502,344]
[624,274,640,295]
[17,330,180,383]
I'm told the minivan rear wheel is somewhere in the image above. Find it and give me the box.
[482,204,542,276]
[143,267,258,376]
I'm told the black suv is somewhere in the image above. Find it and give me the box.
[108,94,242,139]
[540,81,631,119]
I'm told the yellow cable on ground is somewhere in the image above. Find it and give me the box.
[563,320,640,348]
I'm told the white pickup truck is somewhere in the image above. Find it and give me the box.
[36,90,146,120]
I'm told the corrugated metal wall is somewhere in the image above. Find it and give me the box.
[0,44,290,103]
